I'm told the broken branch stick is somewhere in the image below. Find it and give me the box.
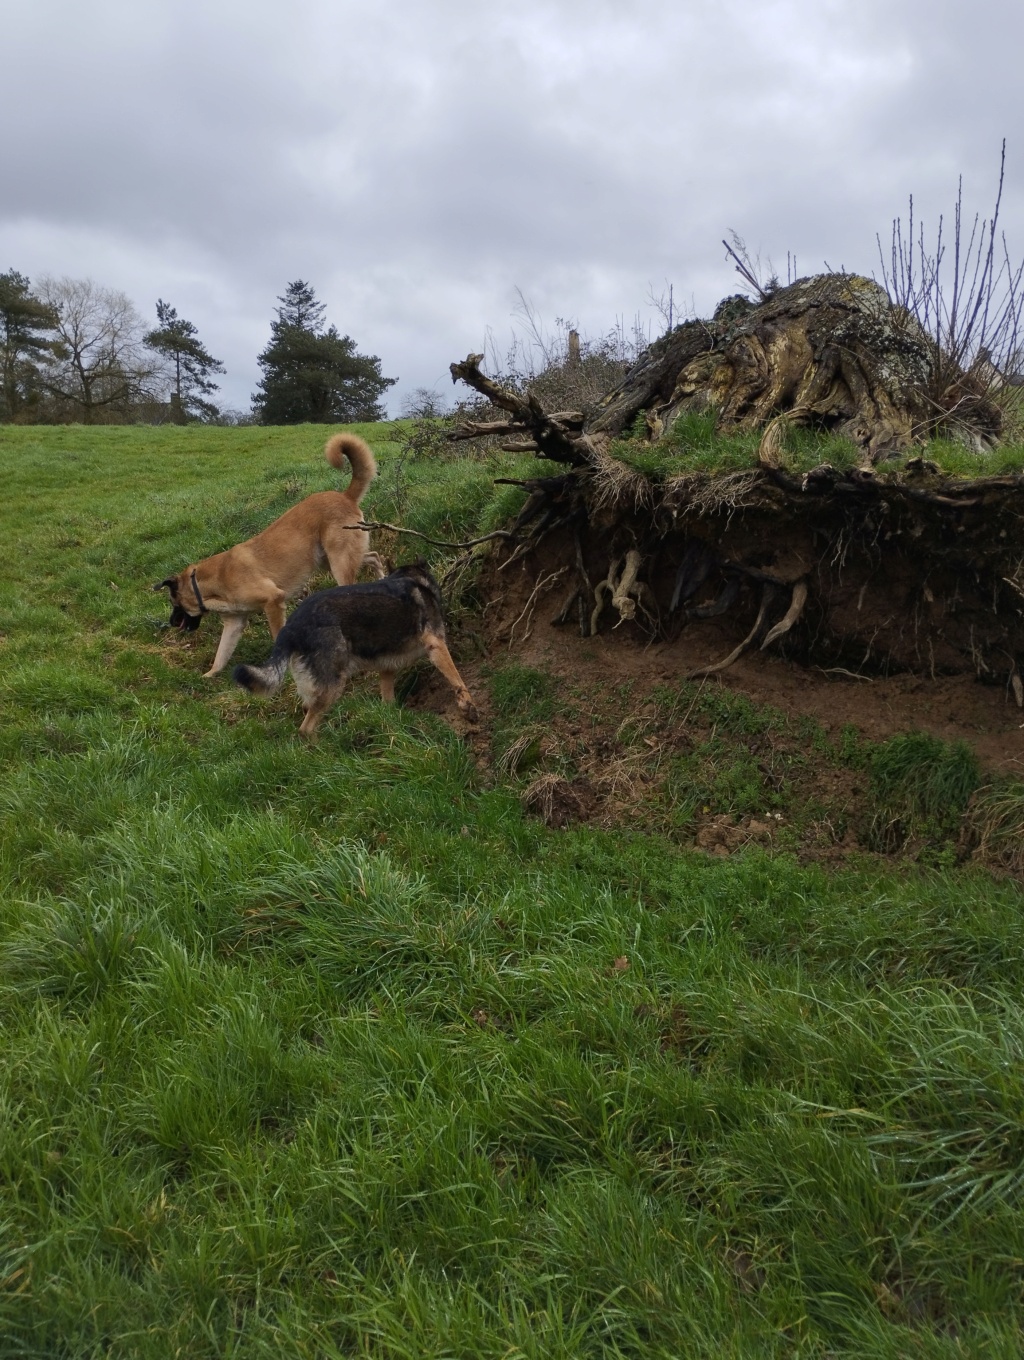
[448,353,591,467]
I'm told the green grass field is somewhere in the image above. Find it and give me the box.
[2,423,1024,1358]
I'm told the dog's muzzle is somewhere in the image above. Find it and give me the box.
[155,571,206,631]
[169,604,203,632]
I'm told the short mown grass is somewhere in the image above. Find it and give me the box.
[2,424,1024,1357]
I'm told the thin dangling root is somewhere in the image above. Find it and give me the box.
[760,579,808,650]
[551,586,581,626]
[685,583,779,679]
[507,567,567,647]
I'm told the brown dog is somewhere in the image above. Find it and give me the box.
[154,433,383,676]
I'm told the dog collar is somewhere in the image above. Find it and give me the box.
[190,569,209,615]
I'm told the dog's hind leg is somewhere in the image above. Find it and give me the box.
[297,683,345,739]
[363,552,387,580]
[264,593,288,639]
[322,529,371,588]
[421,631,479,722]
[292,661,346,739]
[204,615,249,677]
[379,670,397,703]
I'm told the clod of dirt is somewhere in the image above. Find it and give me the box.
[695,814,780,856]
[521,774,593,827]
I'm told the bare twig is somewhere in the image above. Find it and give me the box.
[343,520,515,551]
[877,142,1024,410]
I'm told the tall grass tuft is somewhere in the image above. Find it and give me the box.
[964,781,1024,875]
[867,731,980,852]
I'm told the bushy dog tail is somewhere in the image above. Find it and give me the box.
[233,651,289,696]
[324,433,377,504]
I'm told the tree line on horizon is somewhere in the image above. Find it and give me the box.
[0,274,395,426]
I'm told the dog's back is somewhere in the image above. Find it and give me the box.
[231,564,476,736]
[239,566,444,684]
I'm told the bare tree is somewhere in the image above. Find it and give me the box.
[38,277,158,423]
[479,289,651,417]
[876,141,1024,435]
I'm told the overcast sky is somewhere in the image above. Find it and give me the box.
[3,0,1022,415]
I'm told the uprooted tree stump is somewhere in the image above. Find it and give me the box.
[447,274,1024,695]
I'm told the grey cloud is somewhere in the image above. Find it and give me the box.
[3,0,1022,412]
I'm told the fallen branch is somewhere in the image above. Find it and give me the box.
[449,419,530,440]
[449,353,591,467]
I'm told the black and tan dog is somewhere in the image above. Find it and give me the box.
[233,562,478,738]
[154,432,383,677]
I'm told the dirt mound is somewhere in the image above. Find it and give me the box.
[402,539,1024,874]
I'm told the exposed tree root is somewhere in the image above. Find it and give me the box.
[691,576,740,619]
[591,550,647,634]
[685,584,779,679]
[506,567,567,647]
[447,329,1024,689]
[760,580,809,650]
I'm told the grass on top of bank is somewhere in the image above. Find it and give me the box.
[1,423,1024,1358]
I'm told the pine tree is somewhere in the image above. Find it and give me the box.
[0,270,56,421]
[144,300,225,422]
[273,279,326,333]
[252,281,395,424]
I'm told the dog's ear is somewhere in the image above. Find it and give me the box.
[153,578,176,593]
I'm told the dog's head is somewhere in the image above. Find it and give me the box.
[153,569,206,631]
[391,558,439,593]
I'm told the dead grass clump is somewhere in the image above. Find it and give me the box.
[663,468,764,516]
[494,726,553,778]
[963,783,1024,875]
[587,445,655,514]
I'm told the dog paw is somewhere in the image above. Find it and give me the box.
[458,697,480,724]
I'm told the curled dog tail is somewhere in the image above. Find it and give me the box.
[233,651,289,697]
[324,432,377,505]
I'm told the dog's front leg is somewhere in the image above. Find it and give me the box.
[422,632,479,722]
[204,615,248,677]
